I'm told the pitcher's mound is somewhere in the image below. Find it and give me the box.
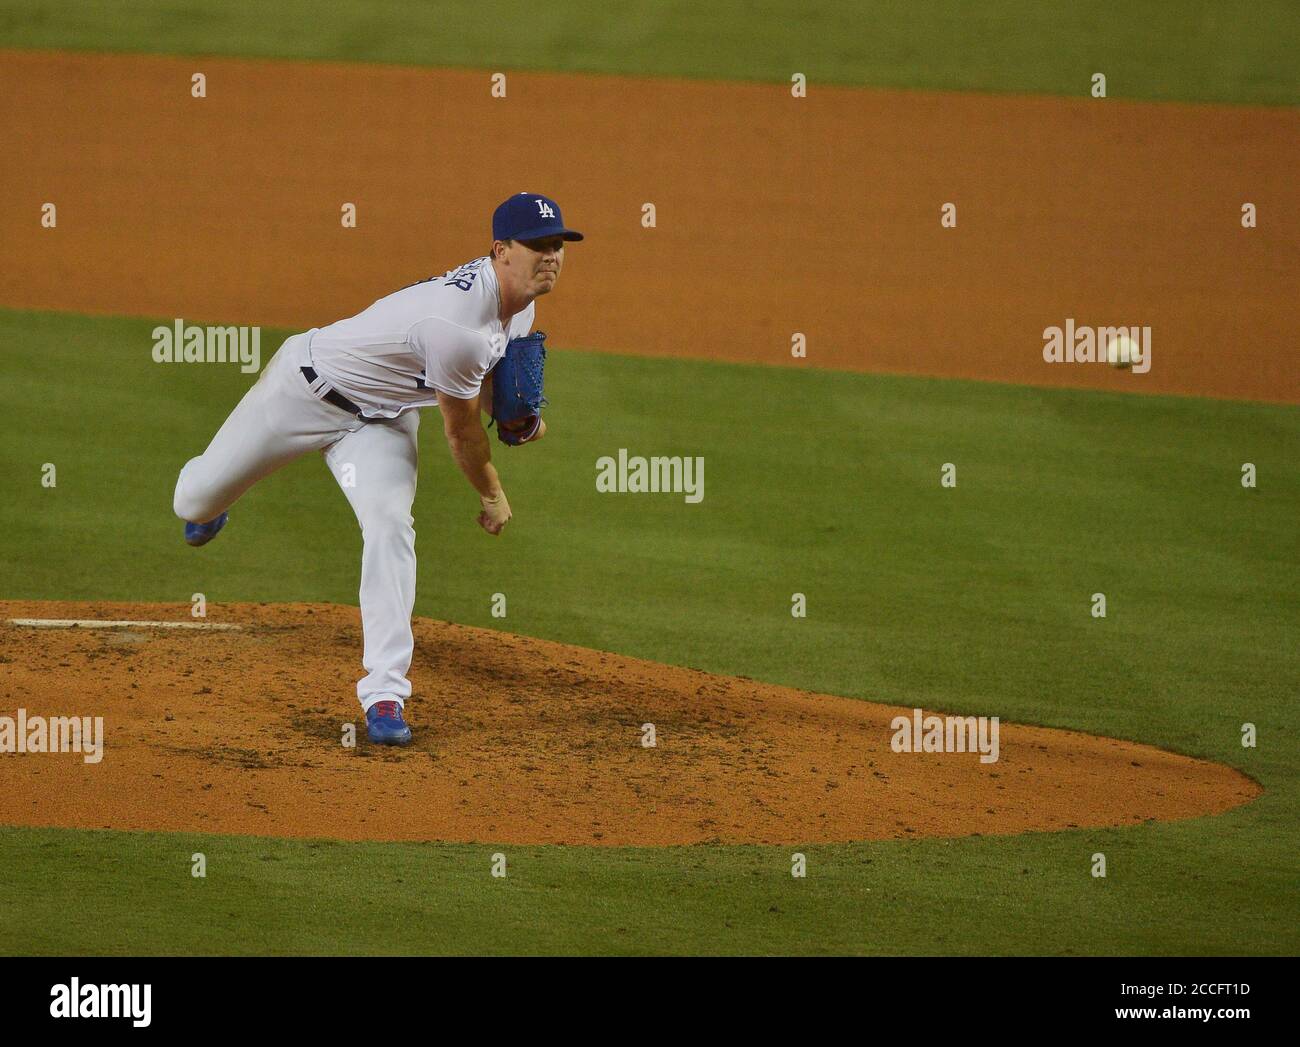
[0,601,1259,845]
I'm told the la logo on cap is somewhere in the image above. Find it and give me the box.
[493,192,584,242]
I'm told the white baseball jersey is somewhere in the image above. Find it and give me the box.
[306,256,536,419]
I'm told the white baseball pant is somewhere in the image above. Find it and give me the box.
[172,332,419,713]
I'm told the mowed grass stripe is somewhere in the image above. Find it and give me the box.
[0,0,1296,104]
[0,819,1293,955]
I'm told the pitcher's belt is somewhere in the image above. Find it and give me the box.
[300,366,363,417]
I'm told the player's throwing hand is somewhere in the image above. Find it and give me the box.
[478,490,512,535]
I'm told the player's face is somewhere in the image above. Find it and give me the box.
[516,236,565,296]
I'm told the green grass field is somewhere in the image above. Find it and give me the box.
[0,308,1295,955]
[2,0,1297,104]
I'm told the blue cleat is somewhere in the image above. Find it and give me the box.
[366,700,413,745]
[184,511,228,547]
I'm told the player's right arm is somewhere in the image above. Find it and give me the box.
[437,390,511,535]
[410,314,514,534]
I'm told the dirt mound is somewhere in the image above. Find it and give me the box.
[0,601,1259,845]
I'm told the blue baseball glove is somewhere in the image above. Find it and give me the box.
[490,331,548,445]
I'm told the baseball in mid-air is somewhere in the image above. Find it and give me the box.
[1106,332,1138,369]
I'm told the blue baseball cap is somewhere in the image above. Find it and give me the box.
[492,192,584,243]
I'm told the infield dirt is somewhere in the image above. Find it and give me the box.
[0,601,1260,845]
[1,49,1296,403]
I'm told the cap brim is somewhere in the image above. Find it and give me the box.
[511,226,584,243]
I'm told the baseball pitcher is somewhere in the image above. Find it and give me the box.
[172,192,582,745]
